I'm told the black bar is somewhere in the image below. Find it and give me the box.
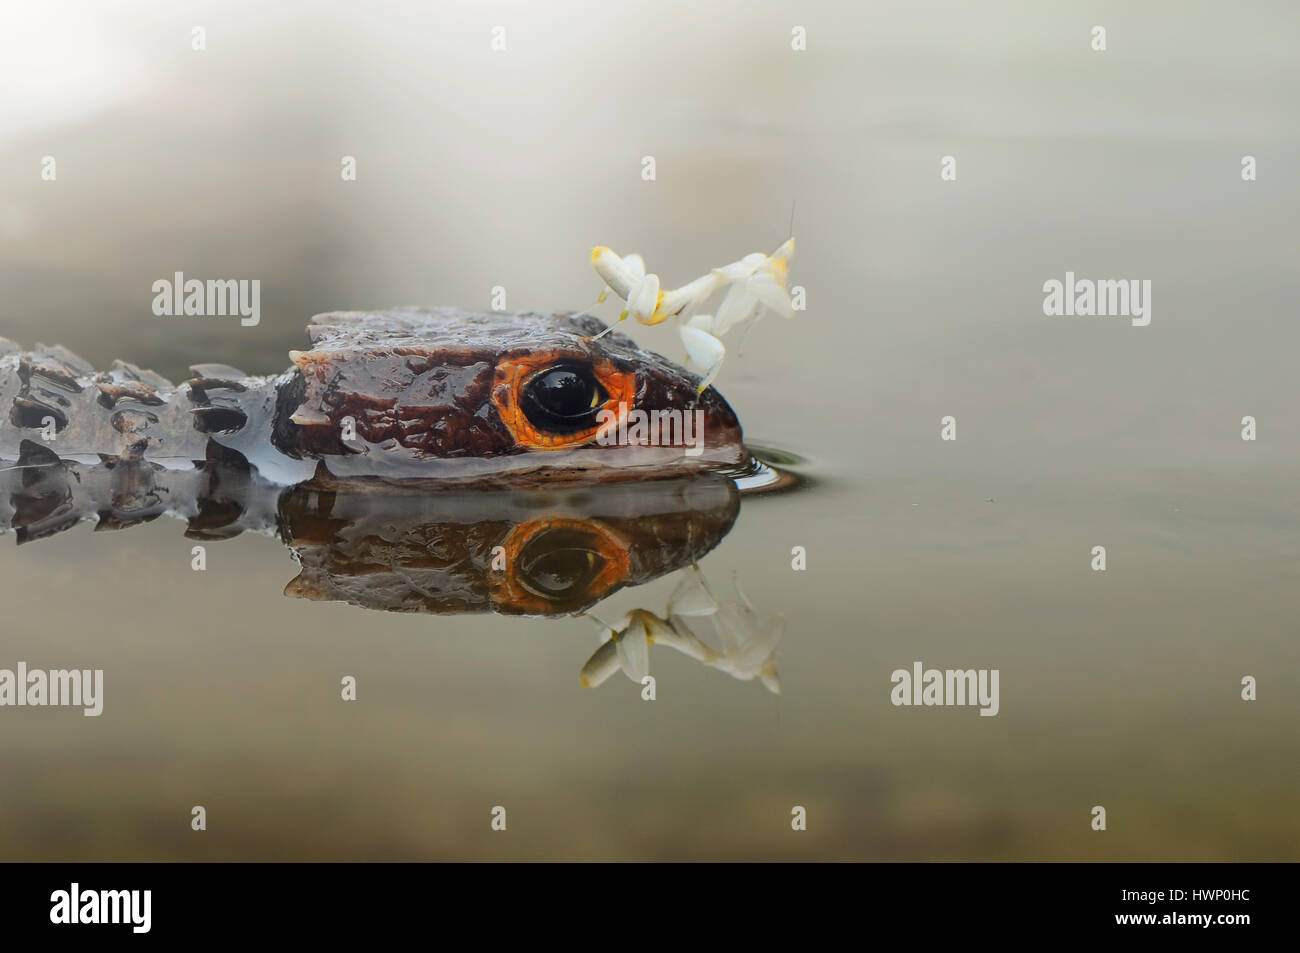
[0,862,1281,939]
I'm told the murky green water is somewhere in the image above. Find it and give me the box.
[0,0,1296,860]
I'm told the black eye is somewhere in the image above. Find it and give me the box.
[517,528,607,601]
[520,363,607,433]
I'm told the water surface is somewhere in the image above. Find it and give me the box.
[0,0,1296,860]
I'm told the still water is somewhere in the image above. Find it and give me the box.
[0,0,1297,860]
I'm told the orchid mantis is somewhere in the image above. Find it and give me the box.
[579,566,784,694]
[587,239,797,392]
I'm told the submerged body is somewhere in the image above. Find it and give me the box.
[0,309,744,486]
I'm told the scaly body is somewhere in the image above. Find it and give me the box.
[0,308,744,486]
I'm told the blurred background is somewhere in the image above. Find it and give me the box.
[0,0,1297,860]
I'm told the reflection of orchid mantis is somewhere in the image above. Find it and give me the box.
[588,240,796,392]
[579,566,783,693]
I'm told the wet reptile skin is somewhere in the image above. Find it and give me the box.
[0,308,745,485]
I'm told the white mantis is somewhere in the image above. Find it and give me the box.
[579,566,784,694]
[587,238,796,392]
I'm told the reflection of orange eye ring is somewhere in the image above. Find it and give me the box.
[492,352,636,450]
[489,517,632,615]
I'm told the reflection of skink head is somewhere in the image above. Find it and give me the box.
[0,438,741,617]
[279,471,740,617]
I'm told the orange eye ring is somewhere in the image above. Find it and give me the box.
[492,351,637,450]
[488,517,632,615]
